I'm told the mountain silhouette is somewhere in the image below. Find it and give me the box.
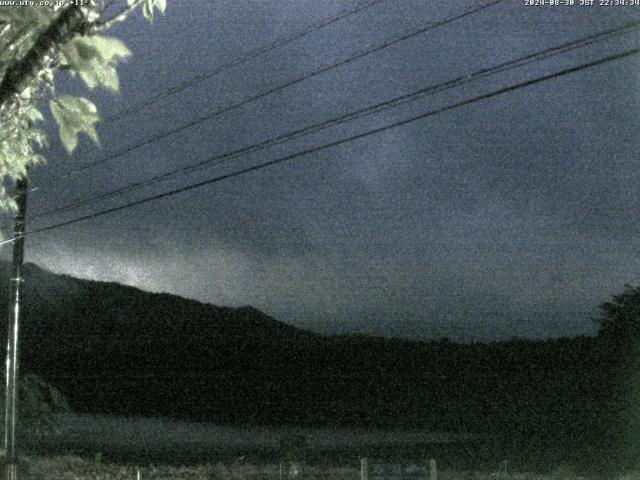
[0,262,617,458]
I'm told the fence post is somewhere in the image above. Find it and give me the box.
[279,461,284,480]
[429,459,437,480]
[360,457,368,480]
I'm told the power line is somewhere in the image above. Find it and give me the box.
[7,1,389,203]
[24,19,640,224]
[31,0,503,193]
[4,45,636,246]
[103,0,390,123]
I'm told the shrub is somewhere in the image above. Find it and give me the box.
[0,373,72,436]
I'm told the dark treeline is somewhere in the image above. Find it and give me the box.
[0,263,637,468]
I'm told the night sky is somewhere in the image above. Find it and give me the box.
[9,0,640,341]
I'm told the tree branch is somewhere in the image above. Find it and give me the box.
[0,3,88,112]
[89,0,145,33]
[0,24,10,39]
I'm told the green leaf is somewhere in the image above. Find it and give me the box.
[155,0,167,14]
[78,62,120,92]
[143,0,154,21]
[49,96,100,153]
[142,0,167,22]
[74,40,103,65]
[23,105,44,124]
[62,35,130,70]
[84,36,131,63]
[40,67,55,87]
[60,36,129,91]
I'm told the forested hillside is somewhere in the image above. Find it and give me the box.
[0,263,632,461]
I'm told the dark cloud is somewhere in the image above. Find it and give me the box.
[14,0,640,340]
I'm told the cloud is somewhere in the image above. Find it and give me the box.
[18,1,640,341]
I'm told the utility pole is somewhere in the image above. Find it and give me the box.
[3,177,28,480]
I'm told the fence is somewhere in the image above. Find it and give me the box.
[364,457,438,480]
[278,458,440,480]
[24,453,512,479]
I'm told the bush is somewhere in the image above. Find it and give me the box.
[0,373,72,436]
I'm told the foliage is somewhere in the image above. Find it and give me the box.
[596,284,640,344]
[278,433,307,460]
[594,286,640,464]
[49,94,101,153]
[0,373,72,436]
[0,0,166,210]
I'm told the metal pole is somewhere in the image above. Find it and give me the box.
[360,457,368,480]
[429,459,437,480]
[4,176,28,480]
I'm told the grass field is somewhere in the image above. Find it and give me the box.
[14,416,634,479]
[31,414,475,467]
[13,455,640,480]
